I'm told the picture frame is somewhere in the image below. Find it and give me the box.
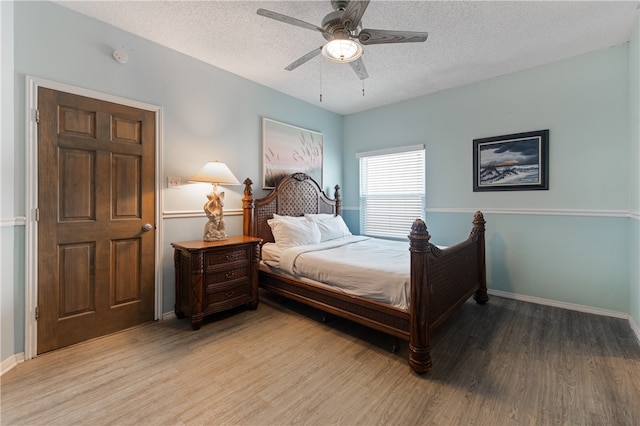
[473,129,549,192]
[262,117,323,189]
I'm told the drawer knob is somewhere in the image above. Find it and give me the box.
[225,290,235,298]
[225,272,234,279]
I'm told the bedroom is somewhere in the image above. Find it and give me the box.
[1,0,639,421]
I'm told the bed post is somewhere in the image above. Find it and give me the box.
[471,211,488,305]
[334,185,341,216]
[242,178,255,237]
[408,218,432,374]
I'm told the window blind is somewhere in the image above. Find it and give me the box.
[358,146,425,239]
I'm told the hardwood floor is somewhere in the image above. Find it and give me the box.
[2,293,640,425]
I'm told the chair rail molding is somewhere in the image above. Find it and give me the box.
[1,216,26,227]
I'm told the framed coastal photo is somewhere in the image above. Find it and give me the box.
[473,130,549,192]
[262,117,323,189]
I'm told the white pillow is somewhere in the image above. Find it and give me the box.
[304,213,334,220]
[273,213,307,222]
[304,214,352,242]
[267,217,321,249]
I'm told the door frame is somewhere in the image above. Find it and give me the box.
[24,75,164,360]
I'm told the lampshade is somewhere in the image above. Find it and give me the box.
[322,39,363,63]
[189,161,240,191]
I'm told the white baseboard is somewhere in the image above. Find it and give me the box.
[487,289,629,319]
[629,315,640,344]
[1,352,24,376]
[487,289,630,319]
[162,311,177,321]
[487,289,640,344]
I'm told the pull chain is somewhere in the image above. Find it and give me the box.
[362,79,365,97]
[319,60,323,102]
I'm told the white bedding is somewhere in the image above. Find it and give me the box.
[262,235,411,309]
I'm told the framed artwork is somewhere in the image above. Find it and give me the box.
[473,129,549,192]
[262,117,323,189]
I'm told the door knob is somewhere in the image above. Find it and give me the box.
[142,223,154,232]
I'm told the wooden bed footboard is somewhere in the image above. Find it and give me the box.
[242,173,487,374]
[408,212,487,373]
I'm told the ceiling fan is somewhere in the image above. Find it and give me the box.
[257,0,429,81]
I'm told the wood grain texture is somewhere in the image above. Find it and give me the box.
[3,294,639,425]
[37,87,156,353]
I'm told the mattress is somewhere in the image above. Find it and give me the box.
[261,236,411,309]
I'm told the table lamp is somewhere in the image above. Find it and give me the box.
[189,161,240,241]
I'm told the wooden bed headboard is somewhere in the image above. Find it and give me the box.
[242,172,341,244]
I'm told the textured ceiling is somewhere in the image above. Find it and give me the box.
[55,1,640,115]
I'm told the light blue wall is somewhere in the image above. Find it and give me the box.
[629,18,640,332]
[343,45,632,313]
[3,1,343,360]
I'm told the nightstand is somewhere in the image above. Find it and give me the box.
[171,236,262,330]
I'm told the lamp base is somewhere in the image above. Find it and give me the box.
[202,191,229,241]
[203,233,229,242]
[203,222,228,242]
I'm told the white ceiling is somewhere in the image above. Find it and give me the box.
[55,1,640,115]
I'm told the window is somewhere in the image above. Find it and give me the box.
[358,145,425,239]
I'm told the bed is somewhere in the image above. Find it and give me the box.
[242,173,488,374]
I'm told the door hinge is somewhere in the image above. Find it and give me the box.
[35,109,40,124]
[35,306,40,321]
[35,208,40,221]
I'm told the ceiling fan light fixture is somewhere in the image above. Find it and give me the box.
[322,39,363,63]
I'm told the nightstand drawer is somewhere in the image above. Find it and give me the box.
[205,266,249,288]
[205,282,250,309]
[204,246,250,270]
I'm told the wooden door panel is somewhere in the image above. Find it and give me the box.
[112,116,142,144]
[37,87,155,354]
[112,154,141,218]
[112,238,141,305]
[58,243,95,317]
[58,106,96,138]
[59,148,95,221]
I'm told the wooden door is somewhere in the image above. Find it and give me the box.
[37,87,156,354]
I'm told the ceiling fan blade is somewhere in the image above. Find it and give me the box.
[349,57,369,80]
[285,47,323,71]
[340,0,370,31]
[257,8,328,36]
[358,29,428,45]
